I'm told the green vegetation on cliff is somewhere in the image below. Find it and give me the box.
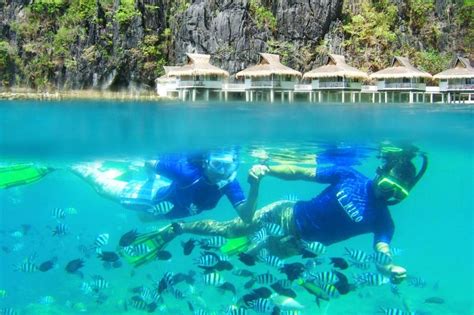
[0,0,471,90]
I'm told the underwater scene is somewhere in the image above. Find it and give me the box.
[0,101,473,315]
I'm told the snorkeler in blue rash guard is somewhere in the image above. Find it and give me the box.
[153,150,427,283]
[71,150,260,223]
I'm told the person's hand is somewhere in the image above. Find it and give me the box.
[378,263,407,284]
[248,164,270,184]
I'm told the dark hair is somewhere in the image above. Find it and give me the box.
[391,161,417,187]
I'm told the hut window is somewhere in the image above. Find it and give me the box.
[209,75,218,81]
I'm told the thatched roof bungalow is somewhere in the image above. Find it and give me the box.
[303,54,368,90]
[433,57,474,92]
[158,53,229,100]
[370,56,432,91]
[235,53,301,90]
[166,54,229,79]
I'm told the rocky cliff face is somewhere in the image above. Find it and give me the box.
[170,0,342,73]
[0,0,470,90]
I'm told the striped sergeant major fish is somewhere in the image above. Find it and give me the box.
[203,272,224,286]
[137,287,160,304]
[199,236,227,249]
[350,260,371,270]
[255,272,277,285]
[248,298,275,313]
[129,295,157,313]
[379,307,416,315]
[251,228,268,244]
[310,271,339,286]
[280,311,302,315]
[354,272,390,286]
[302,241,326,256]
[157,271,174,294]
[259,252,284,269]
[0,308,18,315]
[122,244,150,257]
[370,251,393,266]
[149,201,174,216]
[14,260,38,273]
[195,253,220,268]
[282,194,299,202]
[51,207,66,220]
[80,282,93,295]
[225,305,248,315]
[264,223,284,237]
[90,275,109,292]
[52,223,68,236]
[345,247,370,263]
[93,233,110,249]
[320,284,339,298]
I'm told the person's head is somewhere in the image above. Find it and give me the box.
[374,161,417,205]
[202,149,239,185]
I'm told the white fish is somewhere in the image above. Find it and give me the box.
[271,295,305,310]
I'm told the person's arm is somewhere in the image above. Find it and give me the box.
[373,214,406,284]
[249,164,316,182]
[234,174,260,223]
[374,242,407,284]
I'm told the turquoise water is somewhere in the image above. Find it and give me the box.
[0,100,473,315]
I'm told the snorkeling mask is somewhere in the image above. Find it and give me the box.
[203,151,239,183]
[376,144,428,205]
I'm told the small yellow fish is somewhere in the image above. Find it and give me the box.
[0,289,6,298]
[72,302,87,312]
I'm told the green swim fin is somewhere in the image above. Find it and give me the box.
[120,224,177,267]
[0,164,53,189]
[220,236,251,256]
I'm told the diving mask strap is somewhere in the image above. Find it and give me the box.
[412,154,428,188]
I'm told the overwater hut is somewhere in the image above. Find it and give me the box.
[235,53,302,102]
[301,54,368,103]
[433,57,474,103]
[165,53,229,101]
[155,66,180,98]
[370,56,432,103]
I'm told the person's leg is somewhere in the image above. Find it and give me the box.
[180,200,295,238]
[71,163,128,202]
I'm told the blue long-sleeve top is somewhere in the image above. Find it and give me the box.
[293,167,394,246]
[153,155,246,219]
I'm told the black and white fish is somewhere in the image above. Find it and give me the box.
[354,272,390,286]
[90,275,109,292]
[123,244,150,257]
[149,201,174,215]
[370,251,392,265]
[195,253,220,268]
[255,272,277,285]
[119,229,138,247]
[264,223,284,237]
[260,254,284,269]
[14,260,38,273]
[310,271,339,286]
[301,241,326,257]
[158,271,175,294]
[350,260,372,270]
[379,307,415,315]
[129,295,157,313]
[203,272,224,286]
[248,298,275,313]
[0,308,18,315]
[345,248,370,263]
[94,233,110,248]
[51,207,66,220]
[52,223,68,236]
[251,228,268,244]
[225,305,248,315]
[200,236,227,249]
[320,283,339,298]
